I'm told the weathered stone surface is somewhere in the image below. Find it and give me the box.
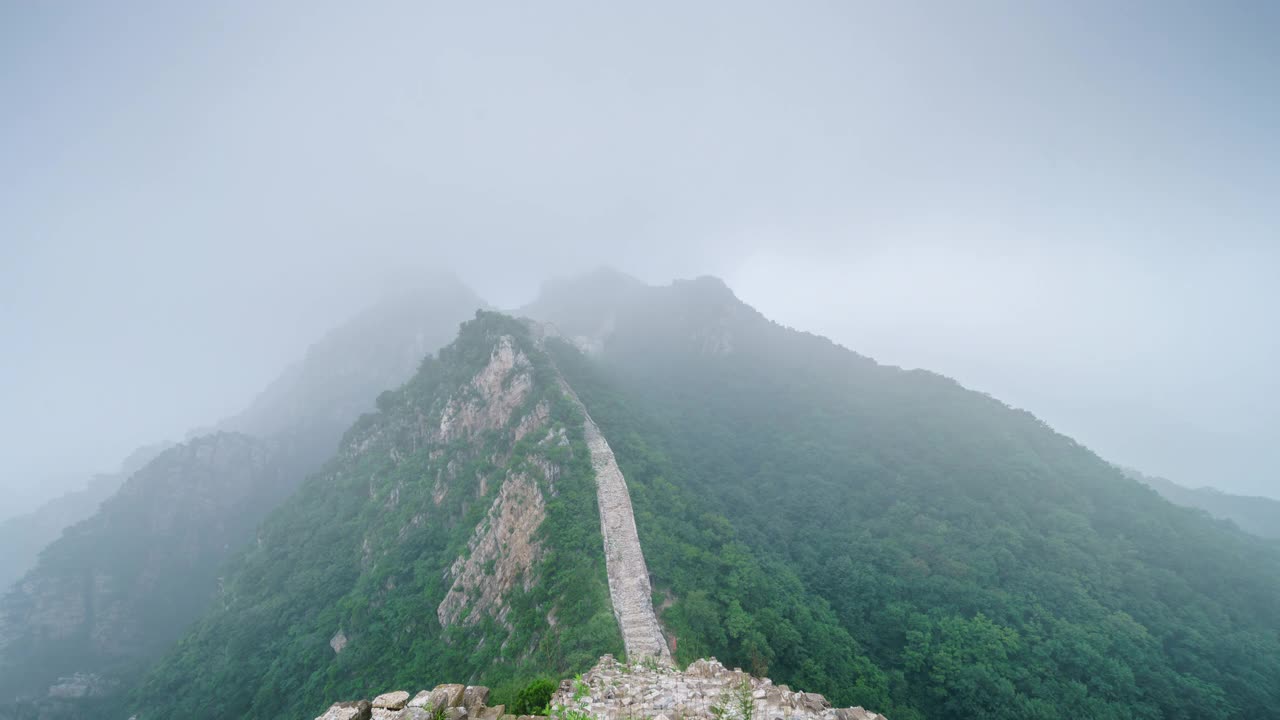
[316,699,372,720]
[463,685,491,712]
[444,706,469,720]
[475,703,505,720]
[560,383,672,665]
[396,709,436,720]
[438,336,533,443]
[374,690,412,709]
[331,629,349,654]
[549,656,887,720]
[430,684,466,709]
[437,471,545,633]
[408,690,432,708]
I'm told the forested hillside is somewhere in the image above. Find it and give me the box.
[131,313,622,720]
[531,273,1280,720]
[0,433,295,720]
[120,275,1280,720]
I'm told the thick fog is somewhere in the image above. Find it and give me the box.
[2,1,1277,515]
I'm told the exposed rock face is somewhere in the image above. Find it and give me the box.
[552,656,888,720]
[331,630,349,654]
[438,472,546,628]
[560,383,671,664]
[439,335,533,443]
[435,336,554,631]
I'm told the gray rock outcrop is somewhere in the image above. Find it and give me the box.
[318,682,500,720]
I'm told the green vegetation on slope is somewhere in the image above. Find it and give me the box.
[538,277,1280,720]
[131,313,621,720]
[0,433,297,720]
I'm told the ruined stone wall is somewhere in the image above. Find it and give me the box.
[314,655,888,720]
[560,381,672,665]
[316,682,519,720]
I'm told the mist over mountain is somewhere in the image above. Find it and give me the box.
[0,442,172,595]
[4,2,1279,503]
[1122,467,1280,541]
[54,272,1269,720]
[0,280,483,719]
[4,4,1279,720]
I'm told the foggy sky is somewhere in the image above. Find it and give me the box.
[3,0,1278,515]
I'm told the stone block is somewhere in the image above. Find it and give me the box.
[374,691,412,710]
[316,700,372,720]
[431,684,466,709]
[463,686,491,712]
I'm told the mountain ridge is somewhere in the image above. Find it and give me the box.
[125,275,1280,720]
[1121,466,1280,540]
[6,272,1278,720]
